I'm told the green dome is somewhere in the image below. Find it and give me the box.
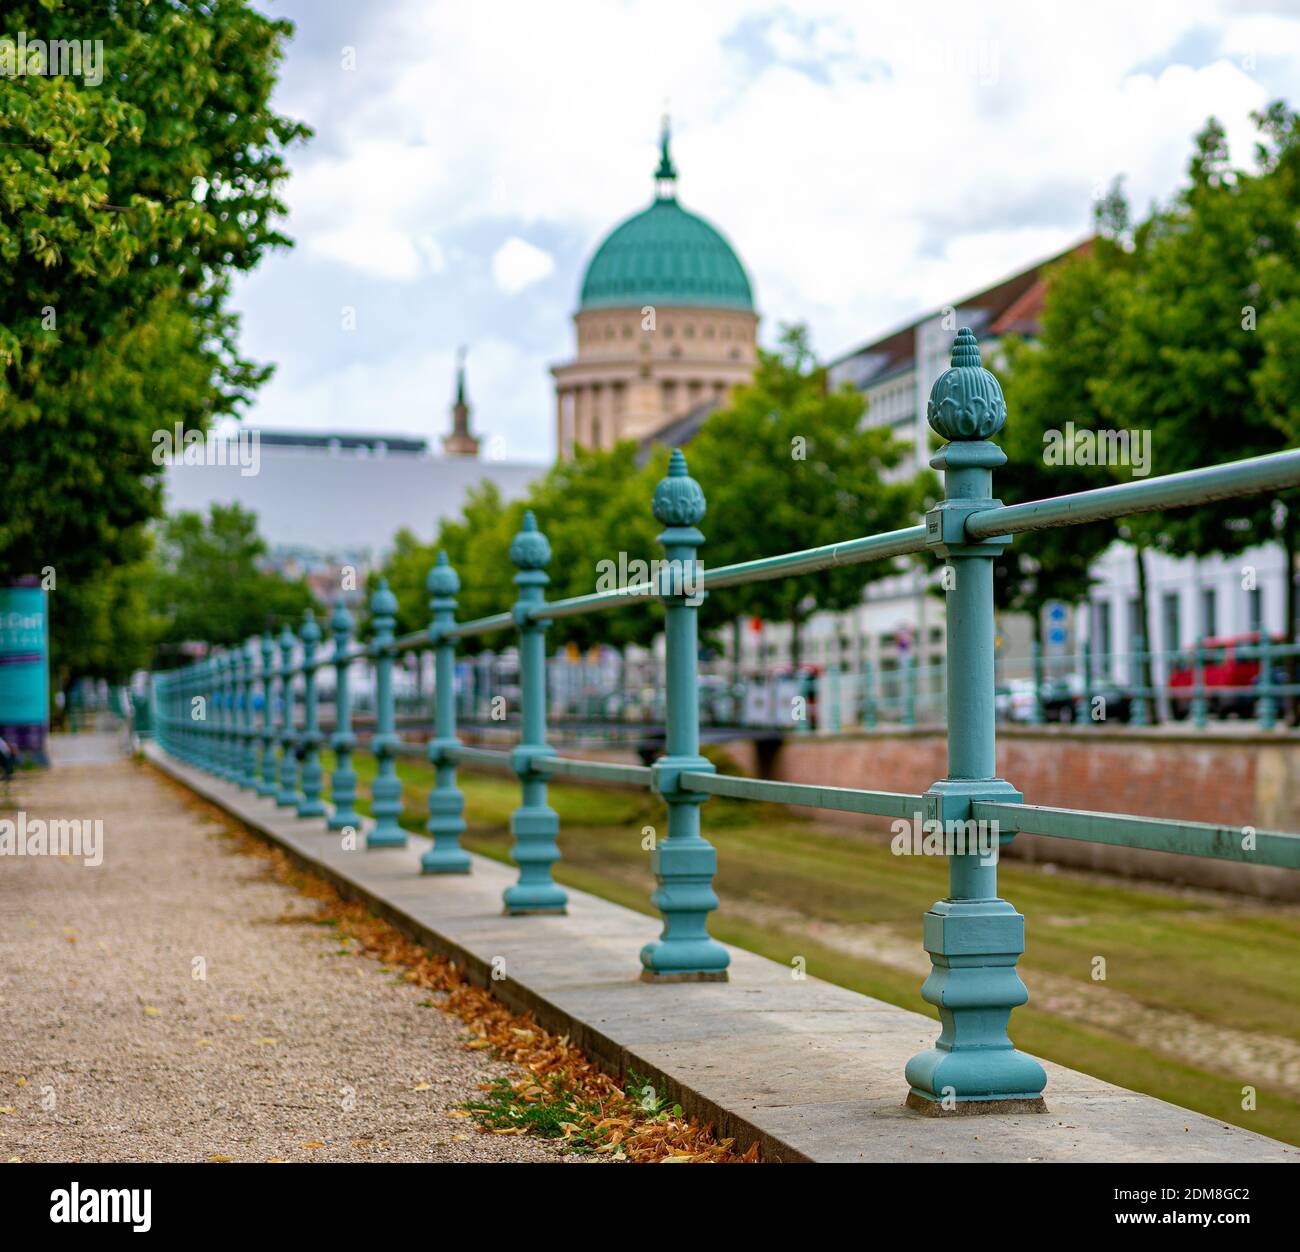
[578,122,754,312]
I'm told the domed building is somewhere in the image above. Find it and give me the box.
[552,121,759,457]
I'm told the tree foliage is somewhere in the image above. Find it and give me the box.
[685,325,933,656]
[998,101,1300,643]
[383,326,932,661]
[0,0,309,585]
[149,503,318,661]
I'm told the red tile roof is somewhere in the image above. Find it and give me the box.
[830,239,1092,380]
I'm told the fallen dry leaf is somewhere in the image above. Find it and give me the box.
[213,806,760,1164]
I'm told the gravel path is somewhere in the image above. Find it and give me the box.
[0,733,567,1163]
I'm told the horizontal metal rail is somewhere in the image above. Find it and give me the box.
[966,448,1300,541]
[535,756,653,785]
[534,524,929,622]
[444,612,515,640]
[679,771,923,819]
[974,800,1300,869]
[445,744,516,772]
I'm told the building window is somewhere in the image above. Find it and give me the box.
[1249,586,1263,634]
[1162,591,1181,657]
[664,324,674,338]
[1093,601,1112,675]
[684,324,695,339]
[722,324,731,340]
[591,416,601,447]
[622,324,632,338]
[704,324,715,339]
[1201,587,1217,640]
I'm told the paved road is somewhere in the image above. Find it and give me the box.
[0,733,565,1163]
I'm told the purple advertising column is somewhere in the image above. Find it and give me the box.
[0,579,50,767]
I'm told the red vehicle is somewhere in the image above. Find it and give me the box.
[1168,632,1285,719]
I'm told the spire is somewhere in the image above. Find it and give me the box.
[654,113,677,200]
[443,345,481,458]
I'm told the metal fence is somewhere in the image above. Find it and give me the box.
[149,328,1300,1113]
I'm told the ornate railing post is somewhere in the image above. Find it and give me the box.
[1130,635,1149,727]
[234,645,249,783]
[208,653,223,775]
[1258,633,1277,730]
[906,328,1046,1113]
[327,603,361,831]
[504,513,566,913]
[275,625,300,807]
[257,632,278,796]
[233,643,250,786]
[827,662,842,733]
[240,640,259,787]
[367,579,406,847]
[1192,637,1208,729]
[217,651,234,778]
[862,659,876,729]
[184,665,195,764]
[224,649,238,780]
[424,553,472,874]
[297,611,326,819]
[187,662,201,767]
[642,451,729,981]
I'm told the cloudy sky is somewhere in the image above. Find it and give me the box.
[229,0,1300,462]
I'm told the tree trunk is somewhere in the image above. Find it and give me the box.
[1134,542,1157,723]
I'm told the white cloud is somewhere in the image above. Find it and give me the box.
[491,237,555,294]
[238,0,1300,460]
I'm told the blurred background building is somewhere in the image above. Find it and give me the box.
[552,121,758,457]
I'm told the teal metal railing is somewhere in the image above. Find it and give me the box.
[149,328,1300,1114]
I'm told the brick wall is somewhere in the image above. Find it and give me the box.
[716,726,1300,901]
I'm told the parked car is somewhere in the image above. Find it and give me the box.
[1168,633,1286,720]
[995,678,1038,723]
[1040,673,1133,723]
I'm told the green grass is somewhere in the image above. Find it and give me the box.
[323,750,1300,1146]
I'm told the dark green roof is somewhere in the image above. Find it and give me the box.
[579,198,754,312]
[579,122,753,312]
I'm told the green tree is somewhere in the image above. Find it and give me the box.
[996,201,1144,641]
[49,539,163,695]
[149,504,318,661]
[0,0,309,584]
[685,324,933,663]
[379,450,665,652]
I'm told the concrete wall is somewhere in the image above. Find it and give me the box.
[715,726,1300,901]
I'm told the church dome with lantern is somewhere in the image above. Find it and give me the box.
[551,120,759,458]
